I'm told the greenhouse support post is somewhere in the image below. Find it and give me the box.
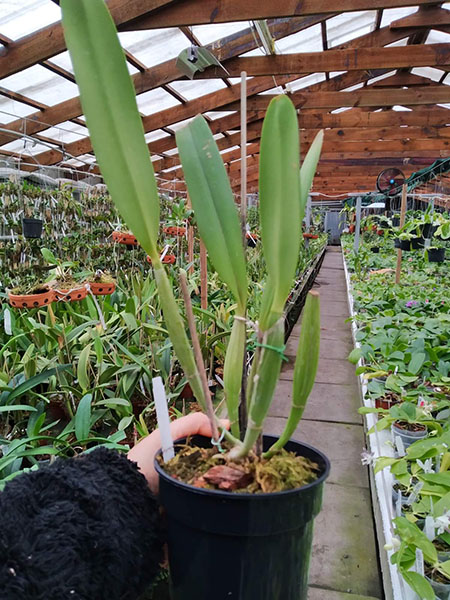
[395,184,407,285]
[353,196,362,253]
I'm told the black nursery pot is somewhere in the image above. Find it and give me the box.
[428,247,445,263]
[422,224,437,239]
[155,434,330,600]
[22,218,43,239]
[395,238,412,251]
[392,216,400,227]
[411,236,425,249]
[371,246,380,253]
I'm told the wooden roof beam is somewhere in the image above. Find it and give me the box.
[196,44,450,78]
[127,0,442,30]
[390,7,450,29]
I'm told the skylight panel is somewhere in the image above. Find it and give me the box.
[327,11,376,48]
[192,22,252,46]
[380,7,418,28]
[276,24,323,53]
[1,65,78,105]
[118,28,189,68]
[411,67,445,83]
[145,130,171,143]
[385,38,409,47]
[40,122,89,145]
[204,111,237,120]
[426,30,450,44]
[0,98,36,124]
[49,51,74,74]
[286,73,326,92]
[169,79,227,101]
[0,0,60,41]
[136,88,180,114]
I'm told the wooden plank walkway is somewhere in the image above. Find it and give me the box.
[267,247,383,600]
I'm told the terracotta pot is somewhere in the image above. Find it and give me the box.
[377,230,384,236]
[54,286,88,302]
[112,230,138,246]
[88,281,116,296]
[8,288,54,309]
[349,225,355,233]
[146,254,176,265]
[372,225,378,232]
[163,226,186,237]
[303,233,319,239]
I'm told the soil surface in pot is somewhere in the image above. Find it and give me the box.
[425,565,450,585]
[159,442,319,493]
[394,420,427,433]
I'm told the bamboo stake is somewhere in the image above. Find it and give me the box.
[180,271,219,441]
[200,240,208,310]
[240,71,247,235]
[239,70,248,438]
[395,184,408,285]
[187,194,194,274]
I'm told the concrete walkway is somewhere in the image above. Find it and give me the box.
[267,247,382,600]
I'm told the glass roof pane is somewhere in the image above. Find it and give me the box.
[276,24,323,53]
[2,139,58,155]
[327,11,376,48]
[136,88,180,115]
[118,29,190,68]
[426,30,450,44]
[40,122,89,145]
[204,111,237,120]
[49,51,74,74]
[0,98,36,124]
[169,79,227,101]
[367,71,397,85]
[1,65,78,105]
[167,117,195,132]
[0,0,60,41]
[393,106,413,111]
[286,73,326,92]
[411,67,445,83]
[145,130,171,142]
[380,7,418,28]
[192,22,252,46]
[385,38,409,47]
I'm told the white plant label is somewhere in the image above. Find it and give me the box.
[4,308,12,335]
[424,516,435,541]
[395,435,406,457]
[415,549,424,577]
[152,376,174,463]
[406,482,424,506]
[396,491,403,517]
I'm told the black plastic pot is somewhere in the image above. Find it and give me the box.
[428,247,445,263]
[392,216,400,227]
[22,218,43,239]
[371,246,380,253]
[411,236,425,249]
[155,435,330,600]
[422,224,437,239]
[395,238,412,251]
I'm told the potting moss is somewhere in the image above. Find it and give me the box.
[159,441,319,493]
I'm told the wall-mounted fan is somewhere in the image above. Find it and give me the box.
[376,168,405,196]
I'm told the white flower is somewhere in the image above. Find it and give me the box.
[417,458,434,474]
[434,511,450,536]
[361,448,375,466]
[384,537,401,551]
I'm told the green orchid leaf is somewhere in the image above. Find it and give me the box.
[176,115,247,310]
[61,0,159,258]
[259,95,301,329]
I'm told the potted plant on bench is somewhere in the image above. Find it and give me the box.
[61,2,330,598]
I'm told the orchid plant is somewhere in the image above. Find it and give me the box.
[60,0,323,458]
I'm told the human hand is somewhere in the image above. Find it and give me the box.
[127,412,229,494]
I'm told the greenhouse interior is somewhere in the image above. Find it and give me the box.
[0,1,449,599]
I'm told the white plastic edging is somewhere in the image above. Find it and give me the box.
[342,254,417,600]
